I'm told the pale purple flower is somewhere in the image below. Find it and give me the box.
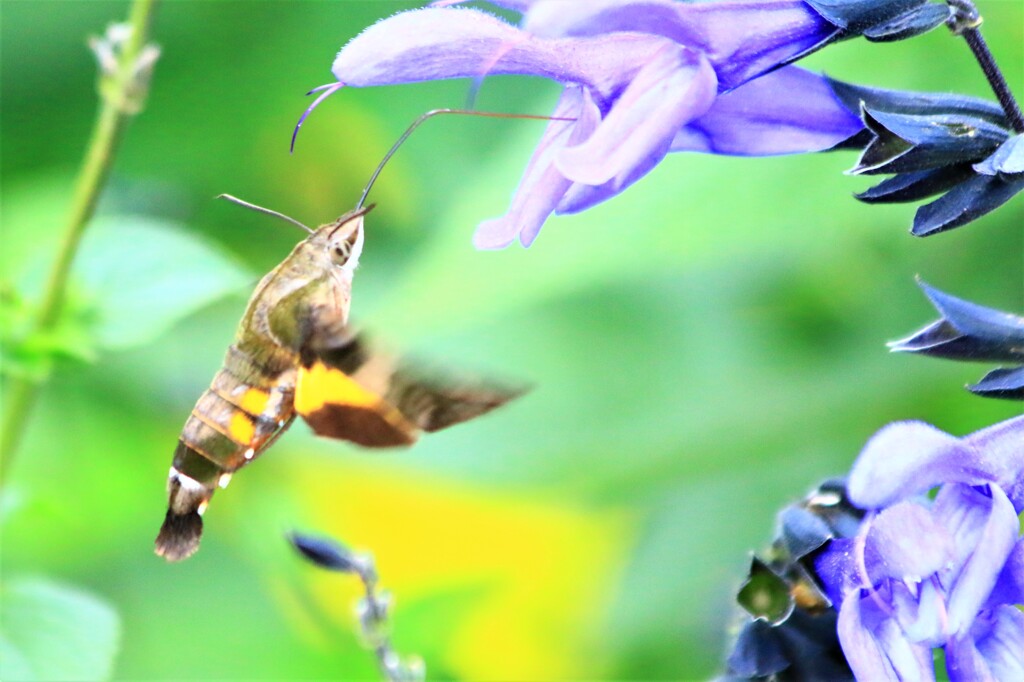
[815,416,1024,681]
[295,1,864,248]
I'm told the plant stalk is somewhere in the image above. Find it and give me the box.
[0,0,160,488]
[947,0,1024,133]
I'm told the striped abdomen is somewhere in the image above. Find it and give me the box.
[156,344,296,561]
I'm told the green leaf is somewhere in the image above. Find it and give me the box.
[0,287,53,380]
[0,577,121,681]
[0,291,98,379]
[74,216,253,350]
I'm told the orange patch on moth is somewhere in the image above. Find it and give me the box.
[228,412,256,445]
[239,387,271,415]
[295,362,380,414]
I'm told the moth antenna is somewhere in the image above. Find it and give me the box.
[216,194,314,234]
[357,109,576,210]
[291,81,346,153]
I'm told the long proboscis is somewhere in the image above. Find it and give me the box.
[216,194,314,234]
[357,108,576,210]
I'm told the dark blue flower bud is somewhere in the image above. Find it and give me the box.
[288,532,358,572]
[827,80,1021,235]
[912,171,1024,235]
[969,366,1024,400]
[804,0,948,41]
[853,108,1007,175]
[726,619,789,677]
[890,281,1023,399]
[779,506,834,559]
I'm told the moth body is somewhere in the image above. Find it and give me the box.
[156,210,366,561]
[156,207,521,561]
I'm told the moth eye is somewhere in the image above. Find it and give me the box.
[332,244,350,263]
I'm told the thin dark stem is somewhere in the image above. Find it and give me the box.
[0,0,160,488]
[962,30,1024,133]
[947,0,1024,133]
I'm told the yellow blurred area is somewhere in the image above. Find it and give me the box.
[255,457,634,679]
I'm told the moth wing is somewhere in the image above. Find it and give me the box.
[294,332,524,448]
[389,360,526,434]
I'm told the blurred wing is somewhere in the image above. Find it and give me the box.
[294,332,524,448]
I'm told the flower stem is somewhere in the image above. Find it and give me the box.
[947,0,1024,134]
[351,555,424,682]
[0,0,160,488]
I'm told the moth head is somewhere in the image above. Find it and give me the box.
[324,204,372,271]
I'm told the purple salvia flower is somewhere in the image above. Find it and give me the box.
[510,0,837,89]
[815,416,1024,681]
[296,2,863,248]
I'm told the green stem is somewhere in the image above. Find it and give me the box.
[0,382,40,482]
[0,0,160,488]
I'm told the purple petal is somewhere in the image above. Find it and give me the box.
[520,0,837,91]
[556,47,716,185]
[963,417,1024,512]
[332,8,688,104]
[894,577,947,646]
[473,86,600,249]
[975,606,1024,681]
[555,171,640,214]
[838,593,902,681]
[838,592,934,682]
[946,632,997,682]
[523,0,696,38]
[666,0,837,90]
[946,607,1024,682]
[848,418,1024,511]
[557,116,687,212]
[936,485,1018,635]
[334,8,523,85]
[849,421,963,507]
[558,132,696,211]
[670,66,862,155]
[867,502,954,581]
[433,0,533,9]
[560,67,863,212]
[873,607,940,681]
[985,539,1024,608]
[814,537,858,606]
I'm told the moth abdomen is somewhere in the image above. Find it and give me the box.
[182,361,296,467]
[156,348,297,561]
[155,441,219,562]
[155,507,203,562]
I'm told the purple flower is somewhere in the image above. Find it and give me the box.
[295,2,864,248]
[815,416,1024,681]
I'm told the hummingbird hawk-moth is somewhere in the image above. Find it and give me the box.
[155,199,522,561]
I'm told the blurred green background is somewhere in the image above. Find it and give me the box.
[1,1,1021,679]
